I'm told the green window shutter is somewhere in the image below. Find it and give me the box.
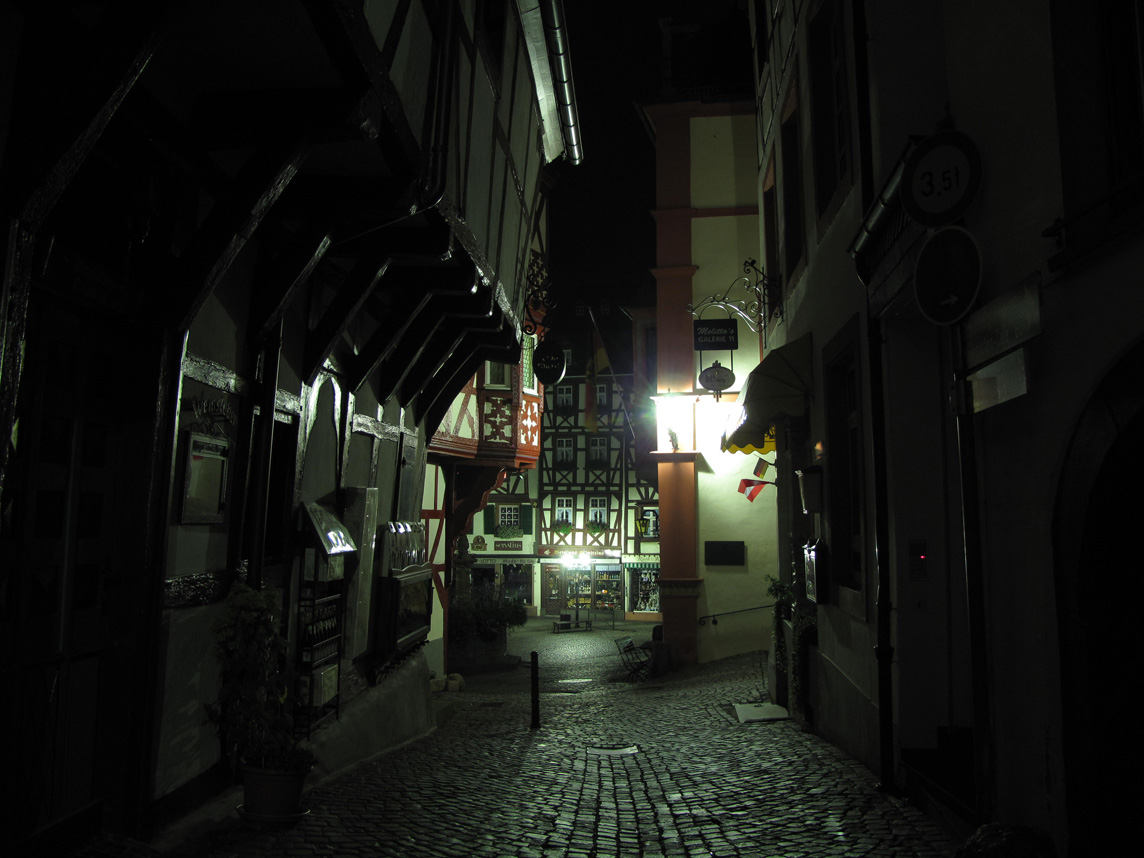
[483,505,496,532]
[520,503,533,534]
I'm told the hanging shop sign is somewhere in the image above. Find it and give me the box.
[534,338,566,386]
[698,360,736,394]
[693,318,738,350]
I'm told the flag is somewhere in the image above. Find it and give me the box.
[584,327,611,432]
[754,457,774,478]
[738,478,775,502]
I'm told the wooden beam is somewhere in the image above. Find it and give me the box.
[250,222,333,344]
[302,247,392,383]
[302,0,421,180]
[344,260,479,392]
[400,295,514,411]
[173,135,312,331]
[418,331,518,432]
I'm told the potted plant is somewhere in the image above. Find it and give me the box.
[552,520,573,535]
[587,520,606,536]
[206,562,315,821]
[446,584,528,670]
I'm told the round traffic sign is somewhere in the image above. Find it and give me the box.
[914,226,981,326]
[901,130,982,227]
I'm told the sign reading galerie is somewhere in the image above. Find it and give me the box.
[693,319,738,350]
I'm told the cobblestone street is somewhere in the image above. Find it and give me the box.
[124,617,961,858]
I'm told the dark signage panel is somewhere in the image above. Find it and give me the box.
[693,319,739,350]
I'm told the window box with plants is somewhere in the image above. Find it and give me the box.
[495,524,523,539]
[207,563,316,822]
[552,520,573,536]
[586,520,607,536]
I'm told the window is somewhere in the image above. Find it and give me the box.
[555,497,573,523]
[824,319,863,593]
[589,436,608,464]
[498,504,520,530]
[595,382,609,412]
[556,385,573,408]
[487,361,508,387]
[1050,0,1144,262]
[639,507,660,538]
[762,155,782,322]
[808,0,850,218]
[589,497,607,524]
[556,437,574,463]
[780,83,805,285]
[522,336,537,394]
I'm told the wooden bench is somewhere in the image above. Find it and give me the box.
[616,636,650,680]
[552,612,593,633]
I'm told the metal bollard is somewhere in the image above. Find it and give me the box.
[530,650,540,729]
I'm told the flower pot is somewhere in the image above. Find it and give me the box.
[240,766,308,822]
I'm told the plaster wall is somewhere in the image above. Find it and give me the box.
[694,400,778,663]
[691,114,759,209]
[152,604,225,799]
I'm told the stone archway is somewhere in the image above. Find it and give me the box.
[1053,340,1144,856]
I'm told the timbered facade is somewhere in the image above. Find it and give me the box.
[535,308,660,618]
[0,0,580,848]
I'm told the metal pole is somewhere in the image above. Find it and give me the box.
[530,651,540,729]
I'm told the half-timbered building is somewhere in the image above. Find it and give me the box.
[0,0,580,849]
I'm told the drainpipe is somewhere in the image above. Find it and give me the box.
[951,332,993,822]
[417,0,457,211]
[540,0,583,164]
[850,0,897,792]
[868,315,895,791]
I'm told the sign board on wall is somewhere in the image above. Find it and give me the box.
[693,319,738,350]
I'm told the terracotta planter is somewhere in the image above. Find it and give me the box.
[240,766,308,822]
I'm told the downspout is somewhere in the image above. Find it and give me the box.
[539,0,583,164]
[851,0,898,792]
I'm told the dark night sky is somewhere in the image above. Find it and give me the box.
[545,2,662,313]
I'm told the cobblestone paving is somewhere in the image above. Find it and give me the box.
[141,618,958,858]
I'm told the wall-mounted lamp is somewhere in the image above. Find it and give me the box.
[651,392,698,453]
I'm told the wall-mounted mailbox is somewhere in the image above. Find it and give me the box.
[302,502,356,582]
[181,433,229,524]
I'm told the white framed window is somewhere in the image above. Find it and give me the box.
[589,497,607,524]
[595,382,609,411]
[555,497,573,523]
[589,436,607,463]
[498,504,520,529]
[556,385,573,408]
[556,437,574,463]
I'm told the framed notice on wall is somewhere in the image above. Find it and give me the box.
[182,432,229,524]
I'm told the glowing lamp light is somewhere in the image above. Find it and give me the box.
[651,392,698,452]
